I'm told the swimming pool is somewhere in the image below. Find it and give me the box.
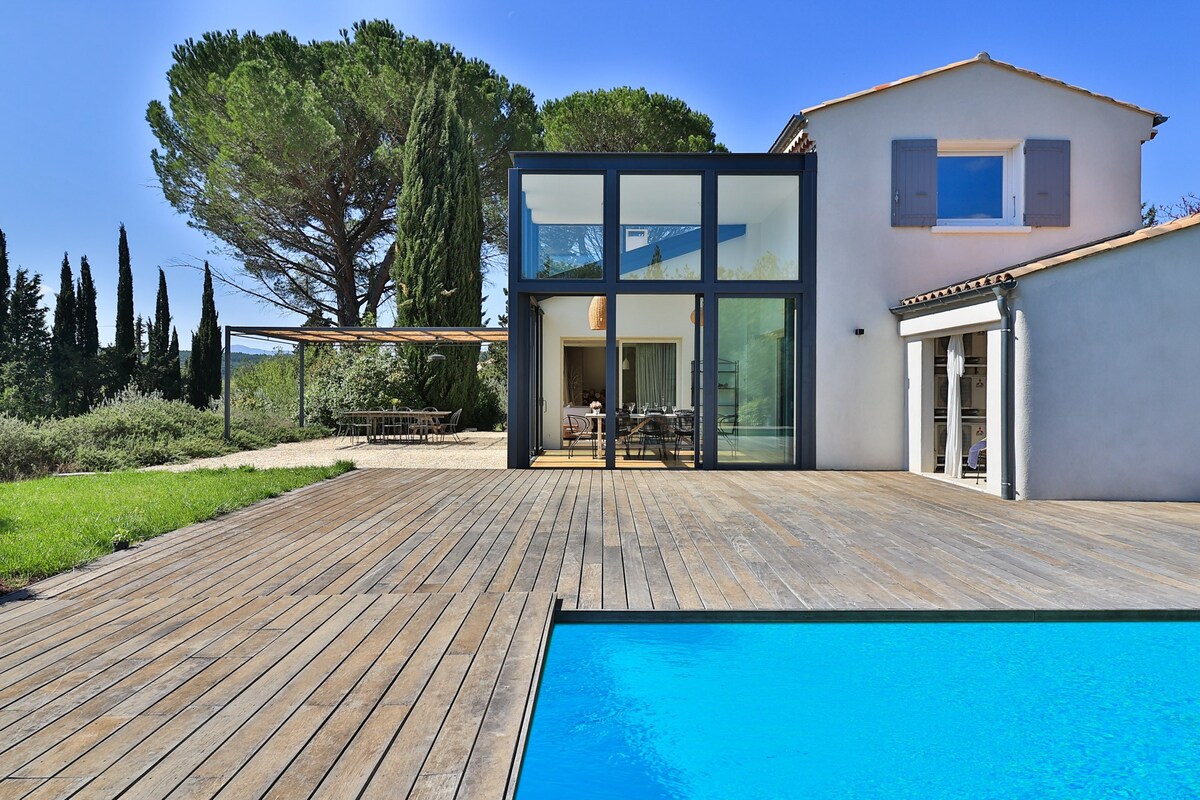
[515,618,1200,799]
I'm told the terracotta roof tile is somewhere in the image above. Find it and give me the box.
[897,213,1200,309]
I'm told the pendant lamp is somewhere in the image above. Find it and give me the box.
[588,296,607,330]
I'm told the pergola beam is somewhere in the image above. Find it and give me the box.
[221,325,507,441]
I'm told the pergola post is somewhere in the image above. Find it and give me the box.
[298,342,306,428]
[223,325,232,441]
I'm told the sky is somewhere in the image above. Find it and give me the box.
[1,0,1196,346]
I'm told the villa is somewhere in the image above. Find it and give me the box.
[507,53,1200,501]
[8,53,1200,800]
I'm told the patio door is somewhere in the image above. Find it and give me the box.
[529,304,544,461]
[714,296,797,466]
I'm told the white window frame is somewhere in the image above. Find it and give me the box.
[934,139,1025,230]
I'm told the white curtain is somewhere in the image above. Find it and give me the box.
[945,334,965,478]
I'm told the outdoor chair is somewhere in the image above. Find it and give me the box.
[437,408,463,443]
[565,414,598,459]
[339,411,371,445]
[381,408,410,442]
[408,408,437,442]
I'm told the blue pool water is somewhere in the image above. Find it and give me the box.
[516,620,1200,799]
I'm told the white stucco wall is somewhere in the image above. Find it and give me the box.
[803,60,1156,469]
[1012,225,1200,501]
[538,294,695,450]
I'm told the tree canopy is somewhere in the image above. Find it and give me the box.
[541,87,727,153]
[147,20,539,325]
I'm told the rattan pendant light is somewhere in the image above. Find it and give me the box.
[588,296,607,330]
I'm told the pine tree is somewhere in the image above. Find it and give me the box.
[0,229,10,370]
[0,269,52,418]
[50,254,82,416]
[76,255,100,409]
[114,224,136,390]
[165,327,182,400]
[187,262,221,409]
[394,74,484,420]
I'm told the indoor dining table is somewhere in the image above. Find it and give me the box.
[585,411,680,457]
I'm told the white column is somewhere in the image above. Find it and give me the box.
[986,327,1005,496]
[906,339,935,473]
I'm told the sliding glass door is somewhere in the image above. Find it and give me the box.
[715,297,796,465]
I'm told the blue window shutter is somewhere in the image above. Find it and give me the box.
[892,139,937,227]
[1024,139,1070,227]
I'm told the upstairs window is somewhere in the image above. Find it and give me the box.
[936,141,1017,226]
[893,138,1070,229]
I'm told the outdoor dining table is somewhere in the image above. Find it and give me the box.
[345,409,451,443]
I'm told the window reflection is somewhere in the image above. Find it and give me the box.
[521,174,604,280]
[717,175,800,280]
[619,175,701,280]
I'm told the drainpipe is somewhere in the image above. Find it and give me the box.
[993,280,1017,500]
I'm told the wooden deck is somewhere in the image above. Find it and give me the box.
[2,468,1199,798]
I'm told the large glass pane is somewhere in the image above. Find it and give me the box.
[619,174,701,280]
[938,155,1003,220]
[613,294,697,469]
[716,297,795,465]
[717,175,800,280]
[521,174,604,280]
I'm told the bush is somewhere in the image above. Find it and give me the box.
[475,344,508,431]
[231,353,300,420]
[45,389,225,471]
[0,389,332,481]
[0,416,59,481]
[306,346,419,427]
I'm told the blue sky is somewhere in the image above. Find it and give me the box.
[1,0,1196,344]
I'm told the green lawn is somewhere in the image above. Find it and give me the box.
[0,462,354,593]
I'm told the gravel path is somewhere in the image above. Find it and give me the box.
[149,432,508,471]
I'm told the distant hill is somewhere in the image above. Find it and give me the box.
[180,349,286,376]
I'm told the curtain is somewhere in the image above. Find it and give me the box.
[945,334,965,479]
[634,343,677,409]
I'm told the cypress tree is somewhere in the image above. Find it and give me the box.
[146,268,173,395]
[50,254,81,415]
[0,270,52,418]
[0,229,10,369]
[76,255,100,409]
[114,224,136,389]
[394,74,484,419]
[187,262,221,408]
[165,327,182,400]
[134,316,146,378]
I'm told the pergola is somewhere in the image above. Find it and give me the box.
[222,325,509,439]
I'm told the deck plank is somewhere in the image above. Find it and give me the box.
[3,467,1200,798]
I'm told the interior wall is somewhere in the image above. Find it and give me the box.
[538,294,695,450]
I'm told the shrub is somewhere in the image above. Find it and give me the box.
[0,415,59,481]
[306,346,419,427]
[0,389,333,480]
[231,353,300,420]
